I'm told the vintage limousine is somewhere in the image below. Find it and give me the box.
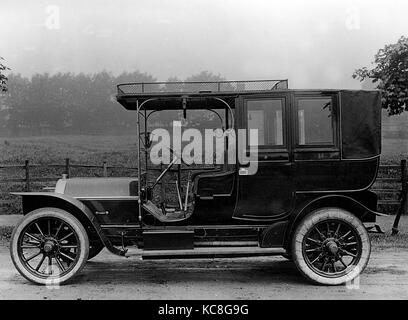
[10,80,382,285]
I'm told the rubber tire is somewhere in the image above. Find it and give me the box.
[291,207,371,286]
[87,242,104,260]
[10,208,89,285]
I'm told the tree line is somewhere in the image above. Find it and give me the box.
[0,70,226,136]
[0,35,407,137]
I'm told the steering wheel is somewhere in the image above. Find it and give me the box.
[167,147,191,167]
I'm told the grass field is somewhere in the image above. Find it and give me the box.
[1,135,407,164]
[0,135,142,214]
[0,135,139,166]
[370,215,408,249]
[0,135,407,250]
[0,135,407,215]
[381,136,408,164]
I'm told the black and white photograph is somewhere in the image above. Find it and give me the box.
[0,0,408,307]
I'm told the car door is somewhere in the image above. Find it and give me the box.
[293,92,341,191]
[233,93,295,220]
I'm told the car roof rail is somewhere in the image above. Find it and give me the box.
[117,79,289,96]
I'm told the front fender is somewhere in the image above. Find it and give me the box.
[11,192,126,256]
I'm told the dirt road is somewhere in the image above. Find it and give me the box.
[0,240,407,300]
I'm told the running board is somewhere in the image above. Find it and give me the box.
[194,241,258,247]
[141,247,285,260]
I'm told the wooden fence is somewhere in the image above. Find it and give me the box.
[372,160,407,207]
[1,158,407,219]
[0,159,134,192]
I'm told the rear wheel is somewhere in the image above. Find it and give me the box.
[291,207,370,285]
[10,208,89,285]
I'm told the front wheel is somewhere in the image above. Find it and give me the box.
[291,207,370,285]
[10,208,89,285]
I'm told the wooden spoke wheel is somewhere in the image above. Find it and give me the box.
[10,208,89,285]
[292,208,370,285]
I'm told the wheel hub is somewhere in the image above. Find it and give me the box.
[302,219,362,277]
[325,240,339,255]
[42,239,57,254]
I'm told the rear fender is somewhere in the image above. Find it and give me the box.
[11,192,126,256]
[284,194,386,249]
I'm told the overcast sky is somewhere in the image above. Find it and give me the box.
[1,0,407,89]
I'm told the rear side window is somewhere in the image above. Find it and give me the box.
[247,99,284,147]
[296,97,334,146]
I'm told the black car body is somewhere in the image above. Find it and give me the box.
[10,80,383,285]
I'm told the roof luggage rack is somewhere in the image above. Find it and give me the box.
[117,79,288,95]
